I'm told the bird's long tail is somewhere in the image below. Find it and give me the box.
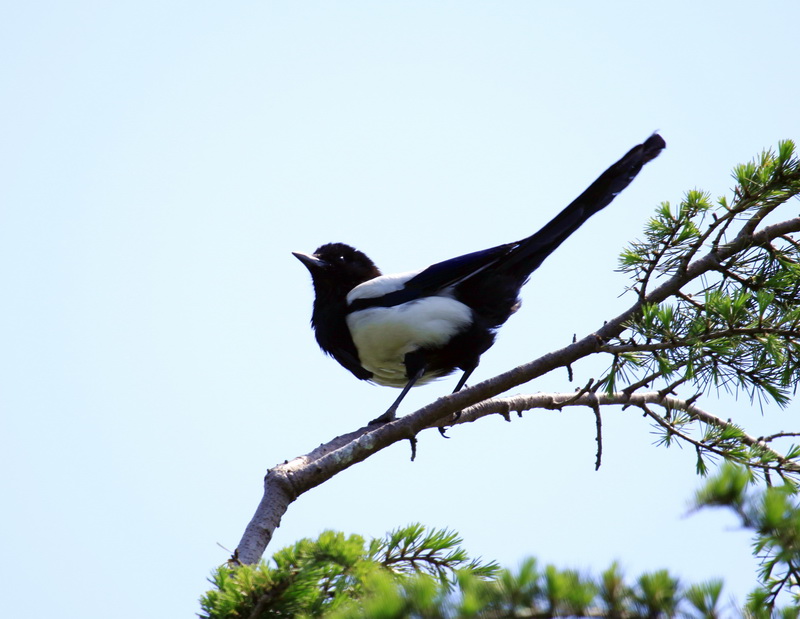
[500,133,666,276]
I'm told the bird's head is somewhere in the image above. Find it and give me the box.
[293,243,382,299]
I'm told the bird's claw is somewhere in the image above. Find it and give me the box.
[437,410,463,438]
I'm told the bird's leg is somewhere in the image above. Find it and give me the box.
[438,365,477,437]
[369,360,427,425]
[451,365,476,394]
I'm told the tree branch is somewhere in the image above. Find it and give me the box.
[234,215,800,565]
[601,326,800,355]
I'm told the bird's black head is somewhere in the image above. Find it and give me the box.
[293,242,382,300]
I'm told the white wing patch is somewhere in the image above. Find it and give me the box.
[346,296,473,388]
[346,269,423,303]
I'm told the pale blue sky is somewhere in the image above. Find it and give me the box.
[2,2,799,617]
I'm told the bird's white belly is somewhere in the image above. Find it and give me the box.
[346,296,473,388]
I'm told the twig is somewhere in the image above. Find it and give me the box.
[455,391,800,474]
[592,399,603,471]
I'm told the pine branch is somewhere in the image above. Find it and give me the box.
[601,326,800,354]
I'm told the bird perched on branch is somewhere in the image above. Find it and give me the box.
[294,134,666,425]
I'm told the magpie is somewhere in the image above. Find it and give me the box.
[294,134,665,425]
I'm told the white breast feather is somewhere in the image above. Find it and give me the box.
[346,296,473,388]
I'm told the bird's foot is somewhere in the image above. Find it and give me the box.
[437,410,463,437]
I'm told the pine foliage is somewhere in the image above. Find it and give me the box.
[602,140,800,479]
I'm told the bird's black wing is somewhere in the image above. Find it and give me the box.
[347,243,515,311]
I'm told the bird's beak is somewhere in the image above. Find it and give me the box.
[292,251,327,271]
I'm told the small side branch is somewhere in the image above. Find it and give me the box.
[592,398,603,471]
[454,391,800,475]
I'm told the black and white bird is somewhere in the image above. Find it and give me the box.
[294,134,665,425]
